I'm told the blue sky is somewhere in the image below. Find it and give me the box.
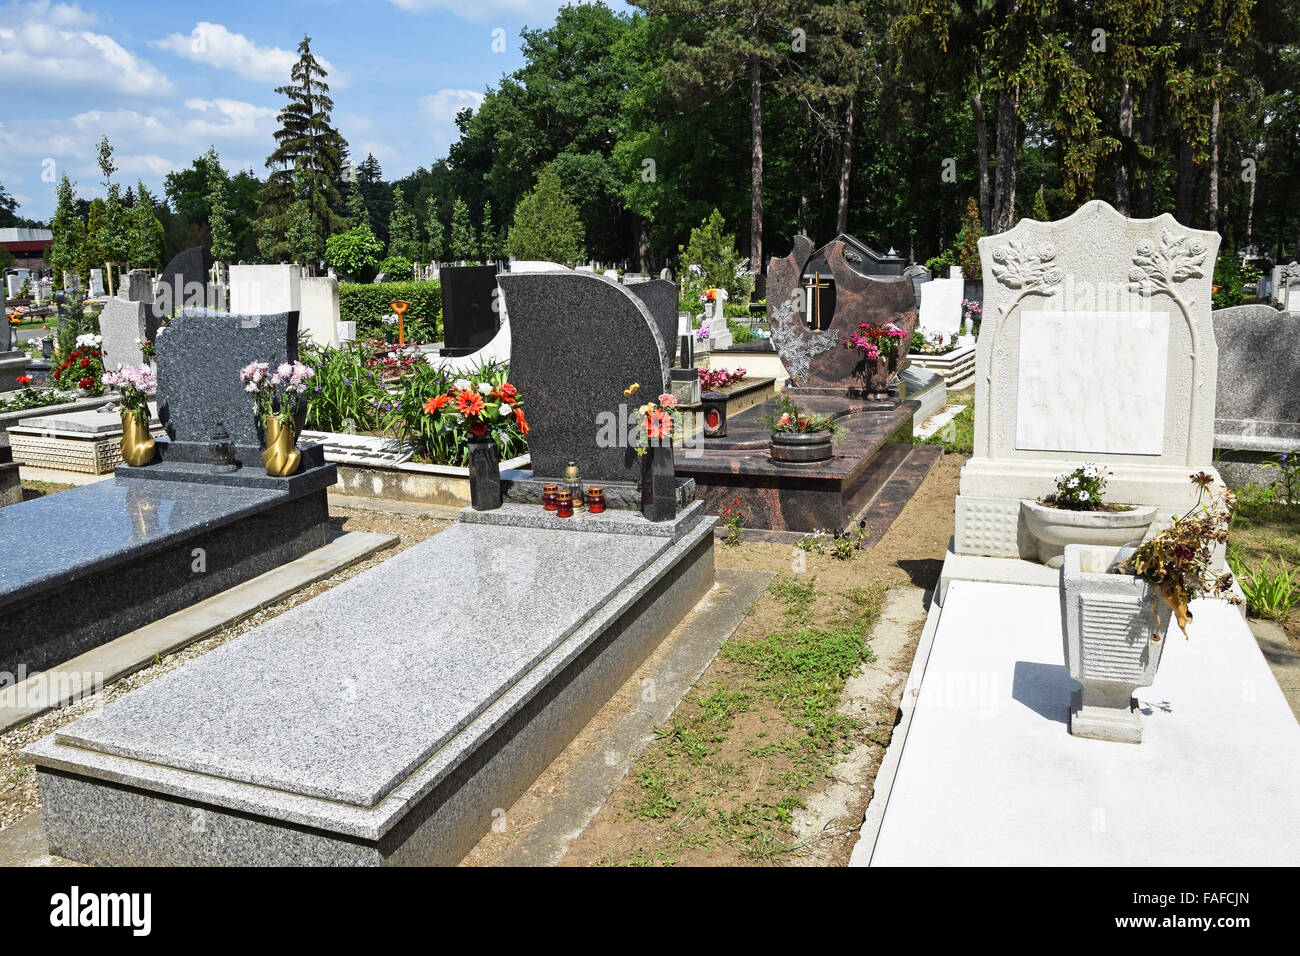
[0,0,607,221]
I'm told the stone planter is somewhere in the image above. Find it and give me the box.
[1022,499,1158,568]
[770,431,834,464]
[1061,544,1168,743]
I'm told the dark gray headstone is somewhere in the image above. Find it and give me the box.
[439,265,500,356]
[1213,304,1300,432]
[902,264,932,308]
[152,246,214,321]
[498,272,668,483]
[622,278,679,366]
[155,307,298,464]
[124,269,153,302]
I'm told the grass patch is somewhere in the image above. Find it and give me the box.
[623,577,888,862]
[1228,490,1300,627]
[914,387,974,455]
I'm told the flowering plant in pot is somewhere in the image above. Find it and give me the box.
[761,394,844,464]
[1023,463,1158,568]
[1060,473,1238,743]
[52,334,105,395]
[101,364,157,466]
[843,322,909,395]
[422,379,525,511]
[241,360,316,476]
[624,383,679,521]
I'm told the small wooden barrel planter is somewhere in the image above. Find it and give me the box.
[770,431,834,464]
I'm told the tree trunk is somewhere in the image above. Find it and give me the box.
[749,54,764,273]
[1137,77,1158,217]
[836,92,856,235]
[1176,128,1196,226]
[992,87,1019,234]
[1207,89,1221,231]
[1115,76,1134,215]
[972,88,991,231]
[1244,139,1260,258]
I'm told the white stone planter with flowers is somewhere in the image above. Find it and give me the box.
[1024,462,1158,568]
[1060,544,1167,743]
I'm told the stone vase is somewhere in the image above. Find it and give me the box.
[467,436,502,511]
[261,417,302,477]
[1060,544,1168,743]
[770,431,834,464]
[640,443,676,522]
[1023,500,1158,568]
[119,410,156,467]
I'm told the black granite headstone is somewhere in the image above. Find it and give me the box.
[152,246,215,321]
[155,307,298,464]
[622,278,678,366]
[439,265,500,357]
[497,272,668,483]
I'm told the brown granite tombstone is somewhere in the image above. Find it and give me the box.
[766,236,917,393]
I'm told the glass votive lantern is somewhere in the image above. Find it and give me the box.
[555,490,574,518]
[585,486,606,514]
[542,483,559,511]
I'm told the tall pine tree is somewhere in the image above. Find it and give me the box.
[205,148,236,266]
[448,197,478,262]
[256,35,347,262]
[48,174,86,289]
[423,195,444,263]
[387,186,420,260]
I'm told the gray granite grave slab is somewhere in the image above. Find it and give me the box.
[155,307,297,463]
[17,403,157,436]
[53,521,671,809]
[460,500,705,540]
[498,271,668,482]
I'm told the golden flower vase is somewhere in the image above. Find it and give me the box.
[119,411,156,467]
[261,417,302,477]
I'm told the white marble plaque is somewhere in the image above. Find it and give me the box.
[1015,310,1169,455]
[918,277,964,338]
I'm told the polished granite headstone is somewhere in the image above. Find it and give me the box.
[155,307,297,464]
[767,235,917,392]
[622,278,680,366]
[439,265,500,357]
[151,246,216,321]
[1212,303,1300,487]
[498,270,669,483]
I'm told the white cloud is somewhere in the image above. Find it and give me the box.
[0,7,173,97]
[419,88,485,124]
[154,22,346,88]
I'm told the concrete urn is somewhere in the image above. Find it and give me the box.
[1023,499,1158,568]
[1060,544,1169,743]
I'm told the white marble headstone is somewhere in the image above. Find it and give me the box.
[918,277,964,339]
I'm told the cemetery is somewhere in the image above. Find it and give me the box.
[0,0,1298,883]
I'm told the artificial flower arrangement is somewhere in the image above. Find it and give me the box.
[844,322,907,363]
[623,381,679,456]
[1116,472,1239,637]
[52,333,106,394]
[695,326,711,341]
[422,377,528,442]
[698,366,748,391]
[101,364,156,427]
[240,360,316,428]
[760,393,844,436]
[960,298,982,336]
[698,288,728,307]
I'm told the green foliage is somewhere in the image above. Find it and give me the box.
[1230,555,1299,621]
[377,255,413,281]
[1212,255,1261,309]
[127,181,166,270]
[206,148,236,263]
[448,197,478,262]
[726,319,754,344]
[324,225,383,280]
[957,197,982,275]
[338,280,441,339]
[1261,451,1300,504]
[1032,185,1050,221]
[479,201,500,261]
[505,165,586,263]
[423,194,444,262]
[48,175,86,287]
[387,185,420,261]
[678,209,752,308]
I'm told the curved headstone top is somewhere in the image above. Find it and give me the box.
[497,271,669,483]
[766,235,917,388]
[974,199,1221,469]
[622,278,680,366]
[1213,303,1300,431]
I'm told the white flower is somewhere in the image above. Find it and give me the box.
[477,382,493,394]
[1079,490,1091,501]
[498,404,513,417]
[454,378,471,392]
[1066,477,1078,488]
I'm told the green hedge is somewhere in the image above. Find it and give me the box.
[339,281,442,341]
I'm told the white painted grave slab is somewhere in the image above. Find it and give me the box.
[1015,310,1169,455]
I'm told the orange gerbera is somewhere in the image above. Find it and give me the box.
[647,408,673,440]
[514,407,530,434]
[493,382,518,403]
[423,393,451,414]
[455,389,484,416]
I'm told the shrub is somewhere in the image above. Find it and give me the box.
[324,226,383,281]
[727,319,754,344]
[377,255,414,281]
[339,281,441,341]
[506,165,586,263]
[678,209,754,310]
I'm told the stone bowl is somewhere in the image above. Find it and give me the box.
[1023,499,1158,568]
[770,431,833,464]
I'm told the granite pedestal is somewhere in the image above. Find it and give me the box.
[674,392,940,539]
[0,457,336,675]
[25,504,716,866]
